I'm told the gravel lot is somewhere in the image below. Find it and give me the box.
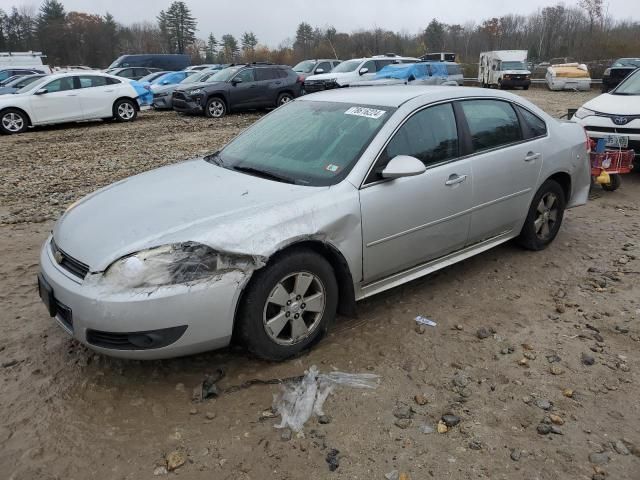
[2,89,640,480]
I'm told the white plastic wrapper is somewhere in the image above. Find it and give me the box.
[273,365,379,432]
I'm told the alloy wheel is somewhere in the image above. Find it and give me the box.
[118,102,135,120]
[534,192,558,240]
[279,95,292,106]
[262,272,326,345]
[208,100,225,117]
[2,112,24,132]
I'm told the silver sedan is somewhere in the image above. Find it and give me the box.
[38,86,591,360]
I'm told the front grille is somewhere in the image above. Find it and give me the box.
[303,81,326,93]
[54,299,73,331]
[87,330,133,349]
[586,126,640,135]
[50,239,90,280]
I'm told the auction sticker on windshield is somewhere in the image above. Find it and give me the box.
[345,106,387,119]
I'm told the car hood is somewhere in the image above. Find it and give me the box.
[583,93,640,115]
[151,84,176,95]
[306,71,355,81]
[175,81,218,92]
[53,159,331,271]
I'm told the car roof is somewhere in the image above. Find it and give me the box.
[299,85,527,108]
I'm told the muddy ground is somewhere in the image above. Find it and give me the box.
[1,89,639,480]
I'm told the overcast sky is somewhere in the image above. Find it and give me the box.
[1,0,636,47]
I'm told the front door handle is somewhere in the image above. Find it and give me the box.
[66,94,78,97]
[525,152,541,162]
[445,174,468,186]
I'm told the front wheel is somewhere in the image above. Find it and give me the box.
[602,174,621,191]
[205,97,226,118]
[0,108,29,134]
[236,249,338,361]
[114,99,137,122]
[517,179,566,251]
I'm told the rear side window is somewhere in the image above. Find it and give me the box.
[516,106,547,139]
[375,59,395,70]
[256,68,278,81]
[459,100,522,152]
[366,103,459,183]
[78,76,109,88]
[106,77,121,85]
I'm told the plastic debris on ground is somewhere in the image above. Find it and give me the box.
[415,315,437,327]
[273,365,379,432]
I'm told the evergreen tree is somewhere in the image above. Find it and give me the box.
[205,33,217,62]
[157,1,197,54]
[36,0,67,64]
[241,31,257,60]
[220,34,239,62]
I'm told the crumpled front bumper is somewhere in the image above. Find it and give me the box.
[38,236,248,360]
[153,94,173,110]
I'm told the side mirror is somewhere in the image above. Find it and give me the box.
[381,155,426,179]
[315,68,325,74]
[232,77,243,85]
[34,88,48,95]
[359,67,369,75]
[162,80,170,85]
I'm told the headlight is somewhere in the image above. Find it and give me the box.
[103,242,221,288]
[604,68,611,76]
[574,107,595,119]
[188,89,202,95]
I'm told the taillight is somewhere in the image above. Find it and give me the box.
[584,128,592,153]
[297,75,305,84]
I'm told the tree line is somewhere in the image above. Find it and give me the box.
[0,0,638,69]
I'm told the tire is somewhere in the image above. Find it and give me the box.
[113,99,137,122]
[602,174,621,191]
[0,108,29,134]
[523,85,530,90]
[205,97,226,118]
[276,92,294,107]
[236,249,338,361]
[517,179,566,251]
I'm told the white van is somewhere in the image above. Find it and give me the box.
[0,51,47,67]
[303,54,419,93]
[478,50,531,90]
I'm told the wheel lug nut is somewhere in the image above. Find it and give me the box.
[294,314,299,319]
[285,312,290,317]
[296,295,301,300]
[286,300,291,305]
[301,303,306,309]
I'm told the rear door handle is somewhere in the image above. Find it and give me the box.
[525,152,541,162]
[445,174,468,186]
[66,94,78,97]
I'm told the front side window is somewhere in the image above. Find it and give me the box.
[333,60,362,73]
[43,77,75,93]
[215,101,395,186]
[370,103,458,181]
[78,76,109,88]
[459,100,522,152]
[316,62,332,73]
[233,69,255,83]
[361,60,376,73]
[293,60,315,73]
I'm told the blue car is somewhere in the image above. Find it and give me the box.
[149,71,197,93]
[128,80,153,109]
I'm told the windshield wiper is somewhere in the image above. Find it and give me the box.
[231,165,297,184]
[204,151,224,166]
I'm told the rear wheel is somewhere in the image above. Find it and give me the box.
[236,249,338,361]
[114,99,137,122]
[277,92,294,107]
[205,97,226,118]
[523,85,530,90]
[602,174,621,191]
[0,108,28,134]
[517,179,566,251]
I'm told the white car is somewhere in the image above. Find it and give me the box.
[303,55,419,93]
[573,67,640,160]
[0,72,145,134]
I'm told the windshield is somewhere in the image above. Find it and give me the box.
[613,58,640,68]
[180,72,205,84]
[16,77,47,94]
[612,68,640,95]
[0,75,20,86]
[13,75,43,88]
[213,100,394,186]
[207,67,241,82]
[293,60,316,73]
[502,61,526,70]
[139,71,167,83]
[332,60,362,73]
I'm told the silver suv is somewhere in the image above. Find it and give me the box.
[293,59,342,81]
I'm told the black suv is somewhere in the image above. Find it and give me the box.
[172,64,302,118]
[602,58,640,92]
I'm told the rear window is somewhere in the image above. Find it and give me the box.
[459,100,522,152]
[516,106,547,139]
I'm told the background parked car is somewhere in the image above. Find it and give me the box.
[293,59,342,81]
[149,71,197,93]
[0,74,47,95]
[138,71,171,84]
[0,66,51,83]
[602,58,640,92]
[353,62,462,87]
[108,54,190,71]
[152,70,219,110]
[0,72,144,134]
[186,64,226,71]
[303,54,419,93]
[105,67,160,81]
[172,64,302,118]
